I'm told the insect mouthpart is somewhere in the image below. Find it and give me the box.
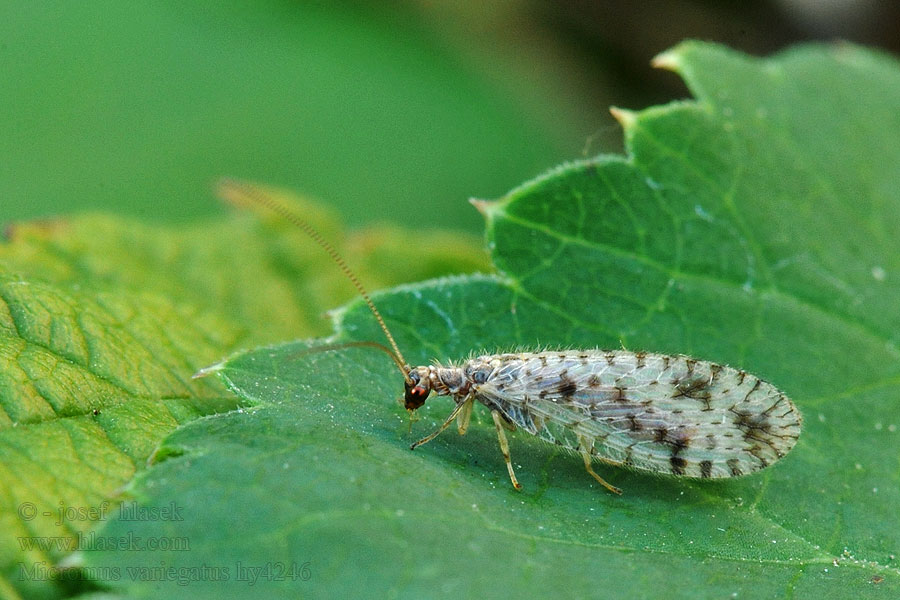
[404,369,430,411]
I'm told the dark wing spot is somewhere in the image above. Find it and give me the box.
[556,379,578,398]
[747,444,770,468]
[653,428,693,459]
[685,358,698,376]
[587,374,601,388]
[699,460,713,478]
[670,456,687,475]
[726,458,743,477]
[673,377,712,400]
[762,396,785,416]
[743,379,763,402]
[673,377,713,411]
[627,414,642,431]
[731,408,772,437]
[670,436,690,456]
[635,351,647,368]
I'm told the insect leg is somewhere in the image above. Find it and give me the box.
[406,410,420,435]
[577,435,622,495]
[456,396,474,435]
[410,400,467,450]
[491,410,523,491]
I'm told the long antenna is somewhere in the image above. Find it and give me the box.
[217,178,412,383]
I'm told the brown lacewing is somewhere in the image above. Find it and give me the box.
[213,180,802,495]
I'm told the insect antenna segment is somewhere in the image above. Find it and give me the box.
[216,178,413,385]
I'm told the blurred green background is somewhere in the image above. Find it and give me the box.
[2,0,898,232]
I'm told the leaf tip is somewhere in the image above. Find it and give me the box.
[609,106,637,129]
[469,197,501,220]
[192,361,224,379]
[215,177,253,209]
[650,49,681,72]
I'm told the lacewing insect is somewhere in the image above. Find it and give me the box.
[216,180,802,494]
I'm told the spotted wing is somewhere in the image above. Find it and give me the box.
[471,350,801,479]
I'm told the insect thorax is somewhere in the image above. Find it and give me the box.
[412,355,508,399]
[412,364,465,398]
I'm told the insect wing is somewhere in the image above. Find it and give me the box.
[473,351,801,479]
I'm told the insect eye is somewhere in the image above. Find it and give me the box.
[404,384,429,411]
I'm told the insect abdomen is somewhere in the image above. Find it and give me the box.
[468,350,801,479]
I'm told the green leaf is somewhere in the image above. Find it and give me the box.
[0,189,488,599]
[0,273,241,600]
[81,42,900,598]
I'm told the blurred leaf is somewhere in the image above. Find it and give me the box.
[0,1,590,230]
[79,42,900,598]
[0,188,487,599]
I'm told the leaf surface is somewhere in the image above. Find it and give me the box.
[0,190,487,599]
[81,43,900,598]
